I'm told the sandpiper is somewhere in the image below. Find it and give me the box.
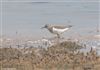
[41,24,72,38]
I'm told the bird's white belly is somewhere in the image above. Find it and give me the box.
[52,27,69,34]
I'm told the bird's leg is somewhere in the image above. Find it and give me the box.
[61,36,65,39]
[57,34,60,39]
[53,35,58,39]
[59,34,64,39]
[57,34,64,39]
[55,34,60,46]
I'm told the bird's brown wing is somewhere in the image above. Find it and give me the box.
[53,25,67,29]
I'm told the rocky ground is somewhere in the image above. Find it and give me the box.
[0,41,100,70]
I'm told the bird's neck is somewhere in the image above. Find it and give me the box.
[47,27,53,32]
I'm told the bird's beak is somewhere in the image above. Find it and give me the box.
[41,26,45,29]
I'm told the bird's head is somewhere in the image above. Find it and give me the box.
[41,24,49,29]
[68,25,72,28]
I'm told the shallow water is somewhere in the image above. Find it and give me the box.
[1,1,99,39]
